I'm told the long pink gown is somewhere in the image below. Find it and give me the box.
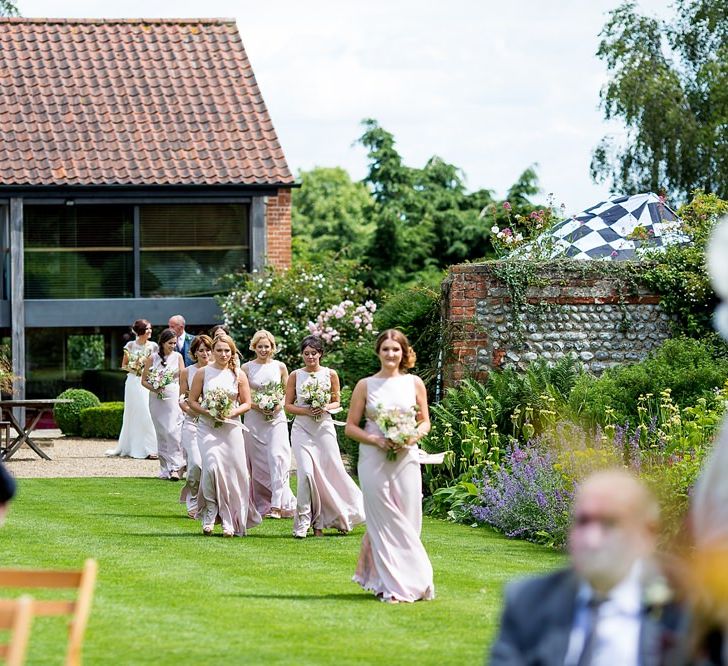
[242,360,296,517]
[179,364,202,515]
[353,374,435,602]
[196,365,261,536]
[291,368,365,537]
[148,351,184,479]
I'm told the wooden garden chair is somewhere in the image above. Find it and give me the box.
[0,595,34,665]
[0,559,97,666]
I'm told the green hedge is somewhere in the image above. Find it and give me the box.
[54,388,101,436]
[80,402,125,439]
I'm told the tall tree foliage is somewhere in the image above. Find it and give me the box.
[592,0,728,201]
[0,1,19,16]
[291,167,373,260]
[356,119,541,288]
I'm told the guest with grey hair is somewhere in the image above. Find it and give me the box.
[489,469,687,665]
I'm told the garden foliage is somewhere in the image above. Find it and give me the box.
[80,402,124,439]
[54,388,101,436]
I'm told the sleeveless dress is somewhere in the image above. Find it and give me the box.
[353,374,435,602]
[148,351,184,479]
[105,340,158,459]
[179,364,203,515]
[243,360,296,517]
[290,368,365,537]
[196,365,262,536]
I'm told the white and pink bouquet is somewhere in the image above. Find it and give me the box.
[253,381,285,422]
[147,367,176,399]
[201,387,235,428]
[127,350,150,377]
[375,404,420,461]
[299,375,331,422]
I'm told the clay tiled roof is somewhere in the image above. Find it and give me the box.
[0,18,294,186]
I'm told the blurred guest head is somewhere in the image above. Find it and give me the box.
[569,469,659,594]
[0,462,16,526]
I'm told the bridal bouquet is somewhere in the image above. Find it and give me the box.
[127,350,149,377]
[253,381,285,422]
[201,387,235,428]
[147,367,176,399]
[375,404,420,461]
[299,376,331,422]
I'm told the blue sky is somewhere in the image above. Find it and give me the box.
[20,0,673,213]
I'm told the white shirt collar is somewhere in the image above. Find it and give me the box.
[579,559,643,614]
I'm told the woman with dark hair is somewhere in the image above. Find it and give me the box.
[284,335,364,538]
[106,319,158,459]
[345,329,434,603]
[142,328,184,480]
[178,334,213,517]
[189,334,261,537]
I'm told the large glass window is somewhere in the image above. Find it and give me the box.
[140,204,249,297]
[24,205,134,298]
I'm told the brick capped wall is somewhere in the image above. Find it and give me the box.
[442,261,672,385]
[265,188,292,268]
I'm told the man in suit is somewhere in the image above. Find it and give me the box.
[168,315,195,367]
[489,469,687,666]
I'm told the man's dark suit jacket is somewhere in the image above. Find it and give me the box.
[178,332,195,367]
[489,568,687,666]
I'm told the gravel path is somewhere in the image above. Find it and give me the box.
[5,438,159,478]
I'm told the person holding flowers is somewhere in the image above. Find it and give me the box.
[106,319,158,460]
[177,334,213,517]
[242,330,296,519]
[284,335,364,538]
[188,334,261,537]
[345,329,434,603]
[142,328,185,481]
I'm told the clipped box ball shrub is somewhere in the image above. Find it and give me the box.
[80,402,124,439]
[54,388,101,436]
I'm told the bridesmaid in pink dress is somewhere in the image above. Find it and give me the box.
[345,329,434,603]
[177,334,213,518]
[242,330,296,519]
[188,334,261,537]
[285,335,365,538]
[141,328,184,481]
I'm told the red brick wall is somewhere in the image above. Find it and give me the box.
[443,264,490,385]
[265,188,292,268]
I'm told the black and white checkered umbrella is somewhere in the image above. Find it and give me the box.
[514,192,689,260]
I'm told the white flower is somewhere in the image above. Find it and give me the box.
[491,225,499,234]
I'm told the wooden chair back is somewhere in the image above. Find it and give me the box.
[0,560,97,666]
[0,595,34,666]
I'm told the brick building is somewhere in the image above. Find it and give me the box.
[0,17,294,398]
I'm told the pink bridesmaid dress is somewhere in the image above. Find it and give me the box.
[179,364,202,516]
[243,360,297,517]
[353,374,435,602]
[148,351,184,479]
[196,365,261,536]
[291,368,365,537]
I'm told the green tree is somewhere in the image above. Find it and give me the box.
[0,1,19,16]
[592,0,728,201]
[291,167,373,261]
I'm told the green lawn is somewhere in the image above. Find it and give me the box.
[0,478,564,665]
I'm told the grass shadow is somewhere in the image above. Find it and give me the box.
[228,592,373,602]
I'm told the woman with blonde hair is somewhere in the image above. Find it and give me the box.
[178,334,213,518]
[242,330,296,519]
[345,329,434,603]
[189,334,261,537]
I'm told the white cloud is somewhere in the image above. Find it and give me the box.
[18,0,674,210]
